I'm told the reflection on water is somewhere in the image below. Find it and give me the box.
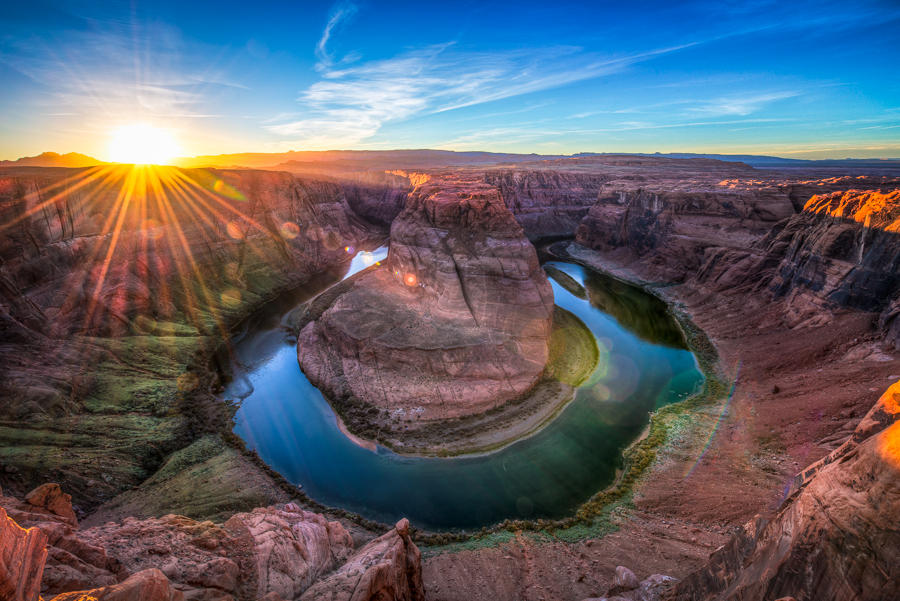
[225,256,702,531]
[583,270,688,350]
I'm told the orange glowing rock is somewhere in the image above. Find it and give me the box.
[404,273,417,287]
[804,189,900,232]
[881,422,900,469]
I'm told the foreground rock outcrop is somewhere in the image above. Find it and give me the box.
[298,173,554,431]
[49,569,184,601]
[300,518,424,601]
[0,486,424,601]
[1,506,48,601]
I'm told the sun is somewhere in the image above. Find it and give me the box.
[108,123,180,165]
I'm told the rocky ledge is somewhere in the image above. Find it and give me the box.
[0,482,424,601]
[297,173,555,437]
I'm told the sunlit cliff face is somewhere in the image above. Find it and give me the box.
[804,189,900,232]
[879,383,900,470]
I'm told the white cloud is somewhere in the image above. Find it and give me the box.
[267,41,696,149]
[687,91,801,116]
[315,2,359,71]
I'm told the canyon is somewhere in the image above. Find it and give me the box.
[0,154,898,601]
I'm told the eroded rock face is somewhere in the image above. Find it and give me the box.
[573,175,900,347]
[0,506,48,601]
[300,519,425,601]
[575,187,794,279]
[486,170,607,239]
[690,187,900,344]
[224,504,354,600]
[764,189,900,337]
[673,381,900,601]
[298,173,554,425]
[2,484,423,601]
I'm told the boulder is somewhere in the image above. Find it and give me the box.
[613,566,639,591]
[300,518,425,601]
[25,483,77,525]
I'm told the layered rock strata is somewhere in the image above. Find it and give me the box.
[694,188,900,346]
[298,173,554,425]
[0,485,424,601]
[0,506,48,601]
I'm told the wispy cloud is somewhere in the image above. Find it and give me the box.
[686,91,801,117]
[268,38,696,148]
[315,2,359,71]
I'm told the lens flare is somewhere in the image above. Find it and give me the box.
[280,221,300,239]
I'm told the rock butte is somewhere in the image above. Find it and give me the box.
[0,154,898,601]
[298,173,554,425]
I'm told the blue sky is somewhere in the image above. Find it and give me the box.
[2,0,899,159]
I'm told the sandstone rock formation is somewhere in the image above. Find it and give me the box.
[486,170,607,239]
[673,381,900,601]
[692,187,900,346]
[224,505,354,600]
[575,187,794,280]
[1,506,48,601]
[0,484,423,601]
[3,157,900,601]
[573,173,900,349]
[298,173,554,428]
[300,518,425,601]
[25,483,77,525]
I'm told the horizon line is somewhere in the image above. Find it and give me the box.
[4,148,900,164]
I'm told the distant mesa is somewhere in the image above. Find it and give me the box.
[6,149,900,172]
[0,151,106,168]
